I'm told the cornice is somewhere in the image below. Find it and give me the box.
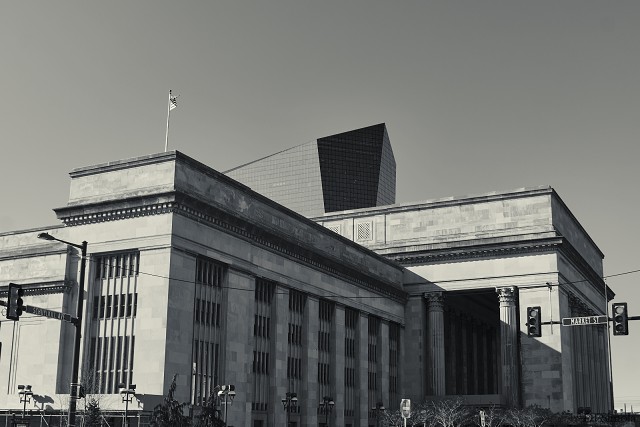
[54,193,177,226]
[54,192,407,302]
[173,195,407,302]
[386,238,563,265]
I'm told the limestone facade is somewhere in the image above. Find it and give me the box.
[315,186,613,413]
[0,152,405,427]
[0,151,613,425]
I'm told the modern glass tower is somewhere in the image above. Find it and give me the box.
[225,123,396,217]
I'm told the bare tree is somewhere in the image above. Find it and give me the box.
[505,405,552,427]
[430,398,472,427]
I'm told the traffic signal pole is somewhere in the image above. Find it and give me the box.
[67,240,87,427]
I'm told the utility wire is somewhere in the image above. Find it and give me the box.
[84,257,640,303]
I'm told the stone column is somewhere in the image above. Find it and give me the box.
[332,305,346,427]
[302,296,319,426]
[471,319,479,394]
[269,285,289,427]
[445,308,457,394]
[425,292,446,396]
[496,287,520,407]
[460,315,469,394]
[587,326,597,410]
[595,326,604,412]
[480,323,489,395]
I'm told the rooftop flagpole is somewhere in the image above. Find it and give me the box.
[165,90,177,152]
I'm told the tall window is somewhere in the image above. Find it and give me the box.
[191,257,226,406]
[87,251,139,394]
[317,299,334,403]
[287,289,306,413]
[389,322,400,409]
[344,308,358,418]
[368,316,380,419]
[252,278,275,412]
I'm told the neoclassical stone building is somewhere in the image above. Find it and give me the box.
[0,145,612,425]
[314,187,612,413]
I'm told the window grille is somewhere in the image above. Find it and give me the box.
[344,308,358,418]
[87,251,139,394]
[252,278,275,412]
[356,222,373,241]
[286,290,306,414]
[191,257,226,406]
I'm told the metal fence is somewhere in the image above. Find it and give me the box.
[0,411,153,427]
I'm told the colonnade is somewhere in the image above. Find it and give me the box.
[424,287,519,407]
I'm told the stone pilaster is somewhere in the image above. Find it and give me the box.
[496,286,520,407]
[302,296,319,427]
[424,292,446,396]
[332,305,346,427]
[403,296,426,402]
[269,285,289,427]
[223,268,254,427]
[357,312,369,427]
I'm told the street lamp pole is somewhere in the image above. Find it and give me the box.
[318,396,335,427]
[372,402,385,427]
[216,384,236,426]
[37,233,87,427]
[119,383,136,427]
[18,385,33,419]
[281,392,297,427]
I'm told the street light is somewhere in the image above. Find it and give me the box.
[119,383,136,427]
[318,396,335,427]
[18,385,33,418]
[372,402,386,427]
[281,392,298,427]
[37,232,87,427]
[217,384,235,426]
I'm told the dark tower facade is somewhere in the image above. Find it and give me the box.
[225,123,396,217]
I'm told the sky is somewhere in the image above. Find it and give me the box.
[1,0,639,410]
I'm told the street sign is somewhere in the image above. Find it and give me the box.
[24,305,76,324]
[562,315,607,326]
[400,399,411,418]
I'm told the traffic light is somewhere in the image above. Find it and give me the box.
[527,306,542,337]
[6,283,25,320]
[612,302,629,336]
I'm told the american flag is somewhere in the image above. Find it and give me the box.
[169,93,177,111]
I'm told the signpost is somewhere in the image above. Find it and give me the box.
[400,399,411,427]
[561,316,608,327]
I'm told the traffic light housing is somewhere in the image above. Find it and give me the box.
[6,283,25,320]
[612,302,629,336]
[527,306,542,337]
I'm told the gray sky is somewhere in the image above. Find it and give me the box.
[2,0,639,409]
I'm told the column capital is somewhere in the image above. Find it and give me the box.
[424,292,445,310]
[495,287,516,306]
